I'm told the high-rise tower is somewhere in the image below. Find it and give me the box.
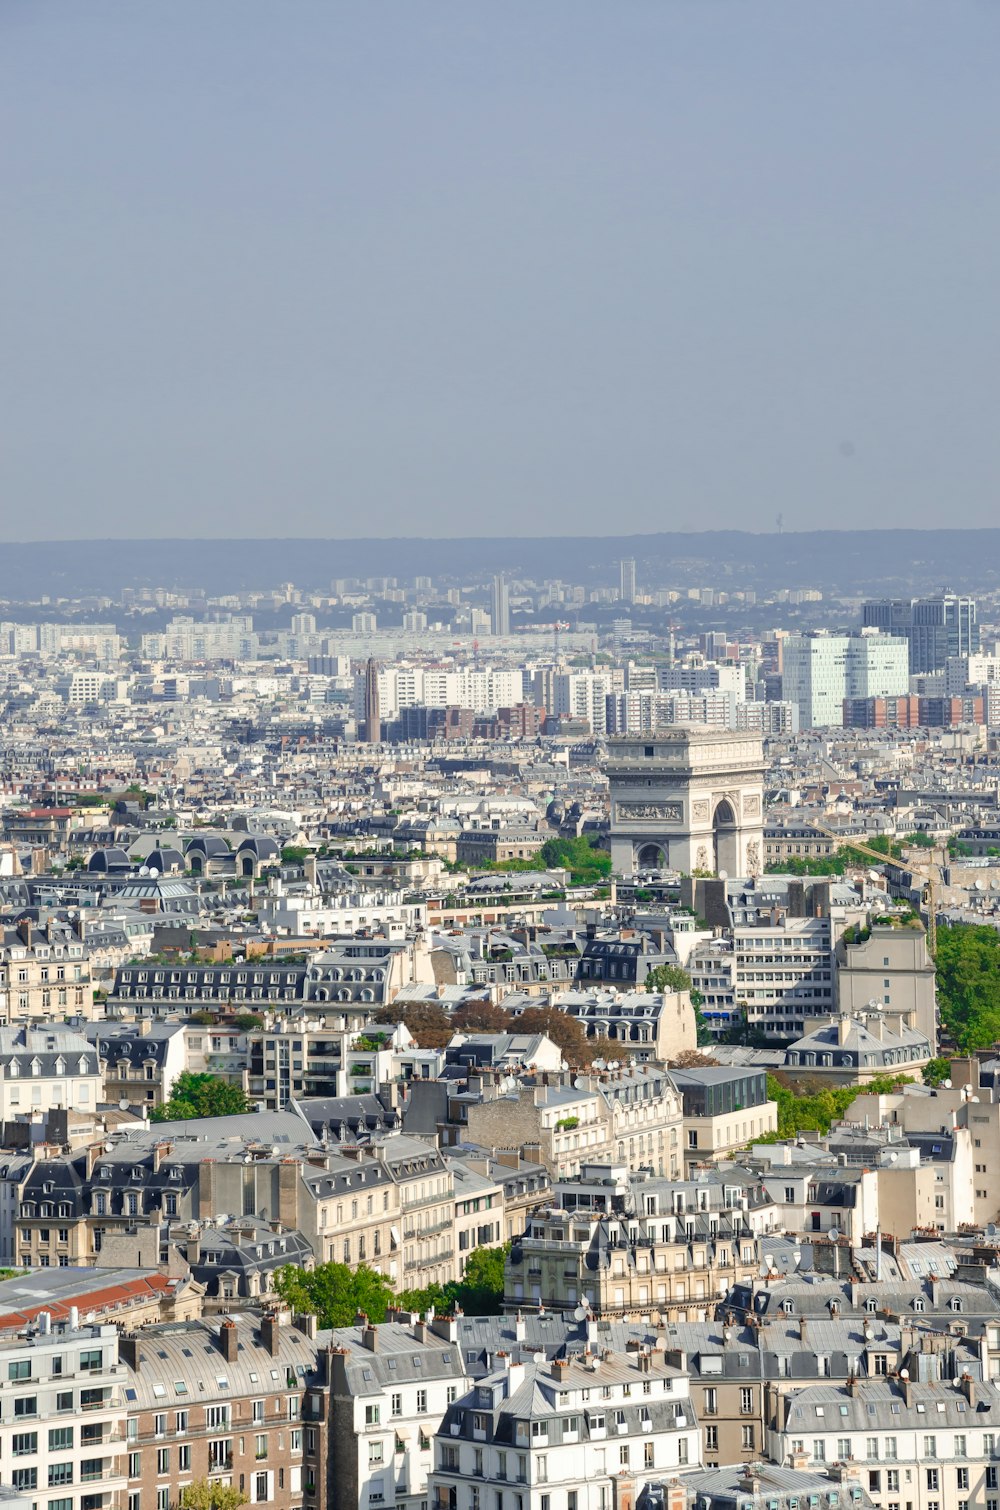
[362,658,381,743]
[491,574,510,637]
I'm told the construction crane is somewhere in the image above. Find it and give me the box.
[809,822,942,956]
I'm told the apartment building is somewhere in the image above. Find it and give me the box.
[504,1164,769,1320]
[767,1376,1000,1510]
[835,925,937,1048]
[0,919,95,1023]
[429,1350,701,1510]
[120,1313,319,1510]
[670,1069,778,1175]
[327,1315,468,1510]
[0,1319,126,1510]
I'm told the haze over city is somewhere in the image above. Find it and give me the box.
[4,1,999,541]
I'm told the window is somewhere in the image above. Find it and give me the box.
[15,1396,38,1418]
[179,1445,191,1472]
[742,1426,754,1451]
[391,1393,402,1417]
[49,1464,73,1487]
[740,1387,753,1413]
[644,1443,654,1469]
[365,1405,381,1426]
[176,1411,189,1434]
[13,1432,38,1455]
[926,1469,939,1491]
[12,1470,37,1492]
[80,1349,103,1373]
[416,1389,428,1413]
[9,1360,31,1380]
[49,1429,72,1451]
[256,1435,269,1461]
[157,1450,169,1475]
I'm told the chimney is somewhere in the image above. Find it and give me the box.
[362,1322,378,1353]
[551,1358,570,1382]
[119,1334,141,1373]
[798,1317,808,1341]
[261,1312,282,1357]
[414,1318,428,1344]
[514,1312,526,1342]
[18,918,31,949]
[961,1373,977,1407]
[294,1313,317,1341]
[220,1318,238,1363]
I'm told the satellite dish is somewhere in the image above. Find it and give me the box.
[104,1142,113,1153]
[718,870,728,882]
[986,1224,997,1239]
[864,1325,874,1340]
[118,1099,130,1111]
[942,1080,952,1089]
[899,1368,909,1380]
[828,1227,841,1242]
[573,1306,587,1322]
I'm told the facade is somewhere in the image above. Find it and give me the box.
[505,1164,767,1320]
[782,634,909,729]
[0,1320,126,1510]
[122,1313,321,1510]
[670,1069,778,1174]
[784,1012,932,1086]
[491,576,511,637]
[835,925,937,1047]
[605,731,765,878]
[0,1025,101,1121]
[430,1351,701,1510]
[862,593,980,673]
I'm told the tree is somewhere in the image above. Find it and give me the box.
[373,1002,452,1049]
[281,846,310,865]
[397,1243,510,1318]
[935,924,1000,1050]
[513,1005,614,1069]
[232,1013,264,1031]
[922,1057,952,1088]
[150,1072,251,1123]
[451,1001,513,1034]
[178,1482,245,1510]
[643,964,693,994]
[668,1049,720,1068]
[273,1261,396,1328]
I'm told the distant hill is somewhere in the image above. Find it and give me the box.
[2,530,999,598]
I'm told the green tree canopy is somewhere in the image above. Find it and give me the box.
[373,1001,452,1049]
[178,1482,245,1510]
[150,1072,251,1123]
[761,1071,913,1141]
[273,1262,396,1328]
[396,1243,510,1318]
[935,923,1000,1050]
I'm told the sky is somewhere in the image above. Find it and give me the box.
[2,1,999,542]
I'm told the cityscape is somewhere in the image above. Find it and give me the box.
[0,549,996,1510]
[6,7,1000,1510]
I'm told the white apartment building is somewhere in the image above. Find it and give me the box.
[732,919,838,1040]
[0,1320,126,1510]
[430,1351,701,1510]
[769,1377,1000,1510]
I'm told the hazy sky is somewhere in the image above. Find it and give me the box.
[3,2,999,542]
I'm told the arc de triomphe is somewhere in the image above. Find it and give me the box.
[604,728,765,877]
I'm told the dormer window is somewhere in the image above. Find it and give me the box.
[30,1059,42,1077]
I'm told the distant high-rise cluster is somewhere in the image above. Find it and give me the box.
[862,592,979,672]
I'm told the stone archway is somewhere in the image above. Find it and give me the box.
[713,797,740,877]
[635,842,667,871]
